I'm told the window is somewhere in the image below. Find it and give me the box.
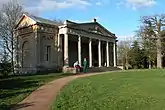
[22,41,29,67]
[46,45,51,62]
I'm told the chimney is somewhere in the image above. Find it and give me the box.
[93,18,97,22]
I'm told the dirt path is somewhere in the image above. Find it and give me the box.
[13,73,104,110]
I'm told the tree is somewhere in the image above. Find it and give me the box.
[140,15,165,68]
[136,26,157,69]
[127,41,145,69]
[54,19,63,25]
[117,40,131,69]
[0,0,24,74]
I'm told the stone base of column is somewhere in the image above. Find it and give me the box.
[62,66,76,73]
[89,66,94,68]
[62,66,69,73]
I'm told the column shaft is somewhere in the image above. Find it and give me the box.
[64,34,69,66]
[89,38,92,67]
[113,41,117,67]
[106,41,110,67]
[78,36,82,66]
[98,40,102,67]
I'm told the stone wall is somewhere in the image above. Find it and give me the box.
[16,24,62,73]
[16,25,38,73]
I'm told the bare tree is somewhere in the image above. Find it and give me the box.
[54,19,64,25]
[117,40,131,69]
[140,14,165,68]
[0,0,24,74]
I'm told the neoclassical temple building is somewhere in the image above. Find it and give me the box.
[15,14,117,73]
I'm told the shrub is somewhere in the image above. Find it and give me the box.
[0,62,12,76]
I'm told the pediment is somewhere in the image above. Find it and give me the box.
[69,23,114,37]
[15,14,36,29]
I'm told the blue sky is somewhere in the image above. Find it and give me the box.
[1,0,164,40]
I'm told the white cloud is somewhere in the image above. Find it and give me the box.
[96,2,102,6]
[117,0,156,10]
[71,20,91,23]
[71,16,100,23]
[26,0,92,13]
[127,0,156,7]
[117,35,137,41]
[0,0,92,14]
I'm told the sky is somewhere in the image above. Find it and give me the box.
[0,0,164,40]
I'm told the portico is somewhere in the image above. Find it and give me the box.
[58,20,117,69]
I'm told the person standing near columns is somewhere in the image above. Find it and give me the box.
[83,58,88,73]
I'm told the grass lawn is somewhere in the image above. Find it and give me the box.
[0,73,72,110]
[52,69,165,110]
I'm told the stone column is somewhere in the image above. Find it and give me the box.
[58,34,62,66]
[89,38,92,67]
[98,40,102,67]
[78,36,82,67]
[106,41,110,67]
[64,33,69,66]
[113,41,117,67]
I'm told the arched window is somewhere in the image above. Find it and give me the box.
[22,41,29,67]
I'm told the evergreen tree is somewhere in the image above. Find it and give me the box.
[128,41,145,69]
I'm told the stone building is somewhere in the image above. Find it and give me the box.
[15,14,117,73]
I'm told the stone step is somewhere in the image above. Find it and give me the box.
[87,66,121,73]
[63,66,121,73]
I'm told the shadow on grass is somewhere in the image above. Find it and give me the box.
[12,102,35,110]
[0,78,39,90]
[1,102,34,110]
[0,73,74,110]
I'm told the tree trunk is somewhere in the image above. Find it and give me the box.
[157,37,162,68]
[149,60,152,69]
[11,31,14,74]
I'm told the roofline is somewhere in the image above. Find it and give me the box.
[95,22,116,37]
[65,20,78,24]
[14,14,27,29]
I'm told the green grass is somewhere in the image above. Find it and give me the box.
[0,73,72,110]
[52,69,165,110]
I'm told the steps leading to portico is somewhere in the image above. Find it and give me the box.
[87,66,121,73]
[63,66,121,73]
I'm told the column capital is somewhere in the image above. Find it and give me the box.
[78,35,81,41]
[59,27,68,34]
[89,38,92,42]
